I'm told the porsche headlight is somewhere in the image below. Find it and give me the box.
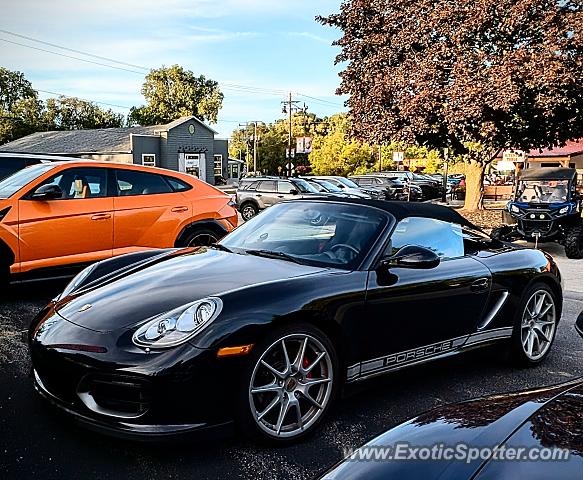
[132,298,223,349]
[558,206,570,215]
[510,204,520,214]
[59,262,99,299]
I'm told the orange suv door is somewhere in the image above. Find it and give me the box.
[18,167,113,272]
[112,168,192,254]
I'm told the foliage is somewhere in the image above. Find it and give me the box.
[319,0,583,209]
[309,114,373,175]
[129,65,223,125]
[44,97,124,130]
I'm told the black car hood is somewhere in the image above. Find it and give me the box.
[55,249,326,333]
[324,380,581,480]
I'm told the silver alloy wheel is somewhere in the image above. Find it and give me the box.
[242,205,257,221]
[187,232,218,247]
[521,290,556,361]
[249,333,333,439]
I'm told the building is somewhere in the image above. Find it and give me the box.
[0,116,230,185]
[499,141,583,174]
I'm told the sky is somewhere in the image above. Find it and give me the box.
[0,0,347,137]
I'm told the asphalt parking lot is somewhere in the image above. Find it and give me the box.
[1,245,582,480]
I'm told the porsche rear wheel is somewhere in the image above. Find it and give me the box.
[511,284,558,366]
[240,324,338,444]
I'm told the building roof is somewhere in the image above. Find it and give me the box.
[499,140,583,159]
[0,116,217,155]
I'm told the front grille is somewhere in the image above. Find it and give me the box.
[77,374,152,418]
[520,219,553,235]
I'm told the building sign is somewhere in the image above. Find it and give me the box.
[296,137,313,154]
[502,150,527,163]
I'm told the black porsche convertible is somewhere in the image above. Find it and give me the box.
[29,199,563,443]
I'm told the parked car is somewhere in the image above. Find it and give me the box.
[350,174,423,201]
[236,176,326,221]
[303,178,371,199]
[323,368,583,479]
[29,198,562,444]
[311,176,379,199]
[0,160,237,286]
[0,152,76,180]
[381,171,444,199]
[493,168,583,258]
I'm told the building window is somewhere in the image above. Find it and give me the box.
[214,154,223,176]
[142,154,156,167]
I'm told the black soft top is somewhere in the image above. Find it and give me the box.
[519,167,577,181]
[297,197,478,230]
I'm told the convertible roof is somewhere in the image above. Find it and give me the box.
[519,167,577,181]
[297,197,478,230]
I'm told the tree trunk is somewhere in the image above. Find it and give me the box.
[463,161,486,211]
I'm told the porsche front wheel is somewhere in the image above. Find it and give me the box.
[240,324,338,444]
[511,284,558,366]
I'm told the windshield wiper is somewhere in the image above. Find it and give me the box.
[245,249,304,264]
[210,243,234,253]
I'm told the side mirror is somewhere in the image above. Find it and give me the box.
[380,245,440,270]
[31,184,63,201]
[289,189,299,195]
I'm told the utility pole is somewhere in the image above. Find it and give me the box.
[239,121,263,174]
[281,93,308,177]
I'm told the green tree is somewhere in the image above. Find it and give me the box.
[0,68,42,144]
[320,0,583,210]
[43,97,124,130]
[129,65,223,125]
[309,114,373,175]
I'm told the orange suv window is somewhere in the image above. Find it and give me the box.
[37,168,109,200]
[115,170,173,196]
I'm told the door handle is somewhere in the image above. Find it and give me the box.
[256,194,262,197]
[471,278,490,292]
[171,206,189,213]
[91,213,111,221]
[278,195,284,198]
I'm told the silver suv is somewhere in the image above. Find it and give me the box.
[236,177,326,221]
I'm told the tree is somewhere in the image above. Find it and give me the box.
[43,97,124,130]
[0,68,42,144]
[309,114,373,175]
[129,65,223,125]
[319,0,583,210]
[0,67,36,112]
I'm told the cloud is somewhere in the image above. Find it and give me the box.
[287,32,333,44]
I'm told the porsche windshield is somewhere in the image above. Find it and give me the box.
[516,179,570,204]
[221,202,389,269]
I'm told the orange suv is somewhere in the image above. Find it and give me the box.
[0,160,238,285]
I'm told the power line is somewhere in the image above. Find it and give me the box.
[0,29,150,71]
[295,92,345,108]
[36,89,133,110]
[0,38,146,75]
[1,30,345,111]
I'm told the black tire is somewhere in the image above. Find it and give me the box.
[178,228,221,247]
[240,202,259,222]
[237,322,339,445]
[509,283,559,367]
[564,225,583,259]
